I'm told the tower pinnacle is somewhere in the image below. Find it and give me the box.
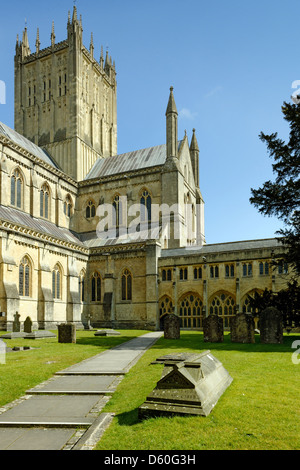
[166,86,178,159]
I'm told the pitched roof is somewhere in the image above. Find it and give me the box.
[84,143,169,180]
[0,205,83,247]
[160,238,284,258]
[0,122,58,169]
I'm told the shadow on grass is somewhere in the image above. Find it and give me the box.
[75,335,140,349]
[115,408,140,426]
[150,331,300,354]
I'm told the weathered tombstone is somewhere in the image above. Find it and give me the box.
[203,314,223,342]
[230,312,255,343]
[84,312,93,330]
[163,314,180,339]
[94,329,120,336]
[24,316,32,334]
[58,323,76,343]
[260,307,283,344]
[138,351,233,419]
[12,312,20,333]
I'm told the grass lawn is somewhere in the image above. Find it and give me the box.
[95,331,300,451]
[0,329,299,450]
[0,329,147,408]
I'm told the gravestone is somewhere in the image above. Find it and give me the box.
[24,316,32,334]
[230,313,255,343]
[84,313,93,330]
[260,307,283,344]
[139,351,233,419]
[58,323,76,343]
[12,312,20,332]
[94,329,120,336]
[164,314,180,339]
[203,314,223,342]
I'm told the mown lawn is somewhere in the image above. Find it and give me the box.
[94,331,300,451]
[0,329,146,408]
[0,329,299,450]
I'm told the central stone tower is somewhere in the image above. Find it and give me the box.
[14,6,117,181]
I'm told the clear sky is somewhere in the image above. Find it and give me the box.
[0,0,297,244]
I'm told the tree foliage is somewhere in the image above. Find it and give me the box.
[247,281,300,328]
[250,100,300,274]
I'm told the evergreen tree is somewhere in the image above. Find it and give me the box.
[250,99,300,274]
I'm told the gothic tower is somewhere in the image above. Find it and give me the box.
[14,6,117,181]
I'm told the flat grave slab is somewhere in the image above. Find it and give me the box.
[94,329,121,336]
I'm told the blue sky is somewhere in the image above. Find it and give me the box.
[0,0,297,244]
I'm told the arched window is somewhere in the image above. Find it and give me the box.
[63,195,73,217]
[179,267,188,280]
[19,256,31,297]
[259,262,269,275]
[113,195,122,236]
[209,292,235,327]
[52,264,62,300]
[140,189,151,223]
[159,296,174,328]
[11,168,23,209]
[121,269,132,301]
[194,267,202,279]
[40,183,50,219]
[86,200,96,219]
[79,270,85,302]
[179,293,203,328]
[91,272,101,302]
[162,269,172,281]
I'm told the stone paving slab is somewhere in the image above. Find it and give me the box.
[59,332,162,375]
[0,427,78,450]
[26,374,119,394]
[0,331,163,450]
[0,394,101,425]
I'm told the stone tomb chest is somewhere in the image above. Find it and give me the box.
[139,351,233,419]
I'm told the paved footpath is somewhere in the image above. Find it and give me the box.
[0,331,163,451]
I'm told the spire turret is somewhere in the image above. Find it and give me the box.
[21,26,31,58]
[51,21,55,47]
[35,28,40,54]
[72,5,77,22]
[90,32,94,58]
[166,86,178,159]
[100,45,104,69]
[189,129,200,187]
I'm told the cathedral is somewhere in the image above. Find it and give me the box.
[0,7,291,332]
